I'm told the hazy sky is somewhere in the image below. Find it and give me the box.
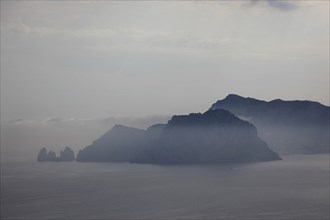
[1,1,329,122]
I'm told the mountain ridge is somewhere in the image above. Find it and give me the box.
[210,94,330,154]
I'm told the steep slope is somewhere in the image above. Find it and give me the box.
[210,94,330,154]
[132,109,281,164]
[76,124,167,162]
[76,125,147,162]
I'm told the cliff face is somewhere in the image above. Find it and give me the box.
[132,109,281,164]
[37,147,48,162]
[60,147,75,161]
[209,94,330,154]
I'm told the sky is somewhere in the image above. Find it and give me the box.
[1,0,329,122]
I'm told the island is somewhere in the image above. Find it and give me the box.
[37,146,75,162]
[76,109,281,164]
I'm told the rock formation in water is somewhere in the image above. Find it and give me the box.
[37,146,75,162]
[60,146,75,161]
[37,147,48,162]
[77,110,280,164]
[132,109,281,164]
[47,150,57,162]
[209,94,330,154]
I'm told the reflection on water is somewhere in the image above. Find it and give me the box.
[1,155,329,219]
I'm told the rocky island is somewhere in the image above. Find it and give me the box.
[132,109,281,164]
[38,94,330,164]
[76,109,281,164]
[37,146,75,162]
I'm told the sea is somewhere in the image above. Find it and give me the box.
[1,154,329,220]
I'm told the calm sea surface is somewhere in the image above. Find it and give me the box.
[1,155,329,220]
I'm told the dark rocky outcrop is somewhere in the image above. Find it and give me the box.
[37,147,48,162]
[47,150,57,162]
[37,146,75,162]
[132,109,281,164]
[60,146,75,161]
[209,94,330,154]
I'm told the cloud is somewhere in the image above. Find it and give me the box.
[6,119,24,124]
[2,115,170,129]
[266,0,297,11]
[250,0,297,11]
[2,22,171,39]
[2,22,233,57]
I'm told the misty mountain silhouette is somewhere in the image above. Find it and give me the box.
[210,94,330,154]
[76,109,280,164]
[132,109,281,164]
[76,125,149,162]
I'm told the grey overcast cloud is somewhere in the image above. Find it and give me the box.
[1,1,329,122]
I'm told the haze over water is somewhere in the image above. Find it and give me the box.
[1,154,329,220]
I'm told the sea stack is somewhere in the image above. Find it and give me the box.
[60,146,75,161]
[37,147,48,162]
